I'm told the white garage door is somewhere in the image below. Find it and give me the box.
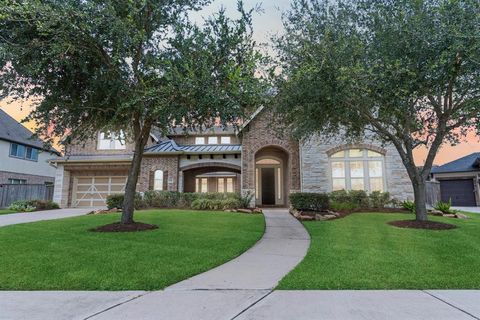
[73,176,127,207]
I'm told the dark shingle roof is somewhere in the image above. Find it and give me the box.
[431,152,480,174]
[145,140,241,154]
[0,109,59,154]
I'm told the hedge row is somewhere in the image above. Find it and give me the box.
[106,191,254,211]
[290,190,393,212]
[8,199,60,212]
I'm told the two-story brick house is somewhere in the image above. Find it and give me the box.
[52,107,413,208]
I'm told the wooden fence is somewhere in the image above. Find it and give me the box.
[0,184,54,208]
[426,181,441,206]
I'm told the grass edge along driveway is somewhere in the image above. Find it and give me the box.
[0,209,265,290]
[278,212,480,290]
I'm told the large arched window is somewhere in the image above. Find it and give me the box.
[154,170,164,191]
[330,149,385,192]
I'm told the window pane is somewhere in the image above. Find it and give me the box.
[201,178,208,193]
[220,136,231,144]
[370,178,384,192]
[195,137,205,145]
[255,169,259,199]
[332,178,346,191]
[218,178,225,193]
[208,136,218,144]
[331,162,346,178]
[331,151,345,158]
[256,158,280,165]
[16,144,25,158]
[154,170,163,191]
[349,149,363,157]
[10,143,18,157]
[26,147,32,159]
[350,161,364,178]
[195,178,200,192]
[368,161,383,177]
[351,178,365,190]
[277,168,282,199]
[368,150,382,157]
[30,148,38,161]
[226,178,234,192]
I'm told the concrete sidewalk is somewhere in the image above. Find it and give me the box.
[0,208,90,227]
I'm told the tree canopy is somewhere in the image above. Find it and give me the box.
[274,0,480,220]
[0,0,269,224]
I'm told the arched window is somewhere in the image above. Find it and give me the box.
[154,170,164,191]
[330,149,385,192]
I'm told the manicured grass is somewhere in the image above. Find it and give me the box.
[0,209,264,290]
[0,209,16,215]
[278,212,480,289]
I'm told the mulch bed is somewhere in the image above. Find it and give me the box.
[90,222,159,233]
[388,220,457,230]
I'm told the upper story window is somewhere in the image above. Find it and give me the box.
[98,131,125,150]
[9,143,38,161]
[8,178,26,184]
[195,137,205,145]
[330,148,385,192]
[208,136,218,144]
[220,136,231,144]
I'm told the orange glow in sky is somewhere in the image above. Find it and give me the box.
[1,100,478,166]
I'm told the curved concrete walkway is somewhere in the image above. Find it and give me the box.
[0,208,90,227]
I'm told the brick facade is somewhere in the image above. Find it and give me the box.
[138,156,180,192]
[0,170,55,184]
[240,108,301,206]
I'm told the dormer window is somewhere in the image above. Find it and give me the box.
[10,143,39,161]
[195,137,205,145]
[208,136,218,144]
[98,131,125,150]
[220,136,231,144]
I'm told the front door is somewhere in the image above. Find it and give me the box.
[261,168,276,205]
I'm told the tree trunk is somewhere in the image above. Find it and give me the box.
[412,180,428,221]
[121,134,149,224]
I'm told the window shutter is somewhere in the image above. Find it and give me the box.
[163,171,169,190]
[149,171,155,190]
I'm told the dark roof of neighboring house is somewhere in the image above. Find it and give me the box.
[431,152,480,174]
[145,139,241,154]
[0,109,60,154]
[52,154,133,163]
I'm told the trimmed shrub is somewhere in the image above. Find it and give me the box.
[8,199,60,212]
[402,200,415,213]
[289,192,330,211]
[369,191,391,208]
[191,198,242,211]
[106,193,144,210]
[330,201,358,212]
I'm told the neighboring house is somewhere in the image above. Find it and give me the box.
[431,153,480,206]
[0,109,60,185]
[51,107,413,208]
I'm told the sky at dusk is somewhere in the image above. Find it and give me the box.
[1,0,479,165]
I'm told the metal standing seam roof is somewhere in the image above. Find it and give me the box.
[431,152,480,174]
[145,140,241,154]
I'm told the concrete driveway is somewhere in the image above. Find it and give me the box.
[453,207,480,214]
[0,208,91,227]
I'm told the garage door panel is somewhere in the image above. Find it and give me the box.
[440,179,476,206]
[73,176,127,207]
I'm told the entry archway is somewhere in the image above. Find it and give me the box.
[255,146,289,206]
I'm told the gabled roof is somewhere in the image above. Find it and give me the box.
[145,139,241,154]
[431,152,480,174]
[0,109,59,154]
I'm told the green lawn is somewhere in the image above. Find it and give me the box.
[0,209,16,215]
[278,212,480,289]
[0,209,264,290]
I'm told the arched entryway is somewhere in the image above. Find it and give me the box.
[255,146,289,206]
[181,162,241,193]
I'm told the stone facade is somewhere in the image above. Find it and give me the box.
[301,135,413,201]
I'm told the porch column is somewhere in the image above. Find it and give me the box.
[178,170,184,192]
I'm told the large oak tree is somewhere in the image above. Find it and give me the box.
[274,0,480,221]
[0,0,269,224]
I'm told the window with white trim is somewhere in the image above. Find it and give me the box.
[220,136,231,144]
[153,170,164,191]
[8,178,26,184]
[195,137,205,145]
[98,131,126,150]
[10,143,39,161]
[208,136,218,144]
[330,149,385,192]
